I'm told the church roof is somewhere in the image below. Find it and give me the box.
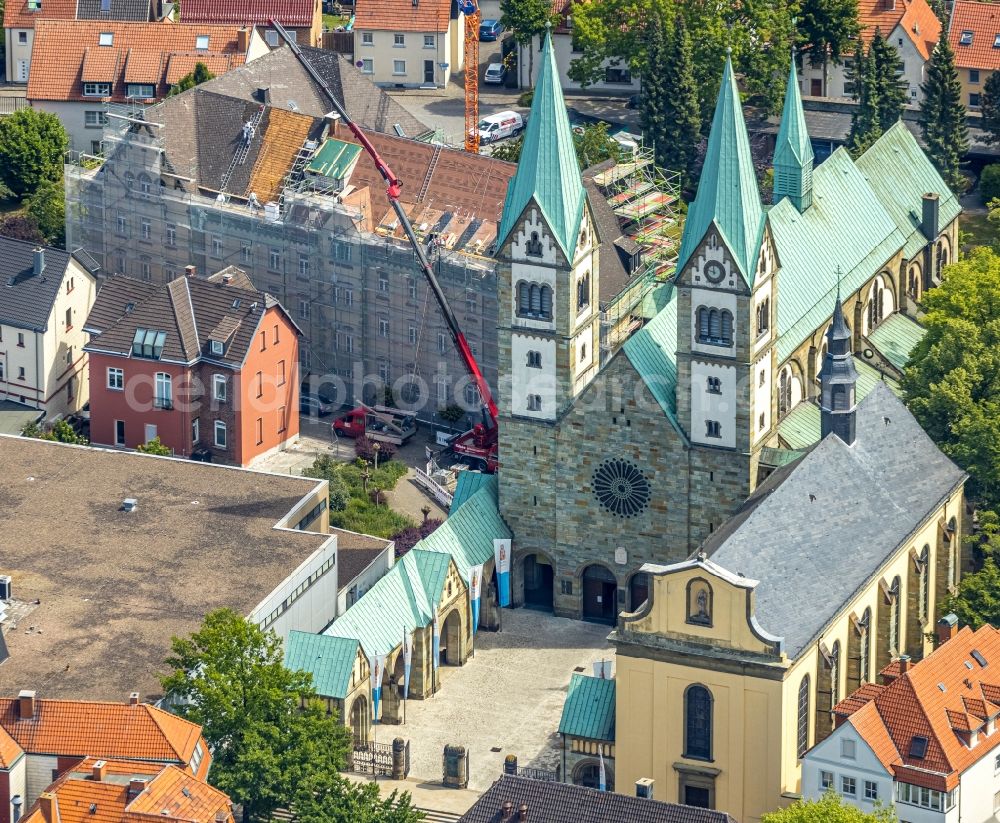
[559,674,615,742]
[496,28,585,260]
[285,632,359,699]
[867,312,927,373]
[675,54,764,285]
[705,383,965,660]
[773,59,813,172]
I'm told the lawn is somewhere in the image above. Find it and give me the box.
[961,210,998,252]
[322,13,350,29]
[305,455,414,538]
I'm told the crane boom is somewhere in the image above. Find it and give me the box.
[269,20,499,426]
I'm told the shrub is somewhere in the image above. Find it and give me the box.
[438,404,466,423]
[354,435,397,464]
[136,436,171,455]
[981,164,1000,202]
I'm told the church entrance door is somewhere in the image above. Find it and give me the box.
[522,554,554,611]
[582,565,617,623]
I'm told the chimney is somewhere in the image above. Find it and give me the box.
[237,27,249,53]
[938,613,959,645]
[38,793,56,822]
[256,86,271,105]
[517,804,527,822]
[92,760,108,782]
[33,247,45,277]
[222,273,233,285]
[127,778,147,801]
[185,264,197,278]
[18,690,36,720]
[128,692,140,705]
[635,777,654,799]
[897,654,911,675]
[921,192,940,241]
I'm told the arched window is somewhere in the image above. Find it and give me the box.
[889,576,901,655]
[706,376,722,394]
[797,675,810,758]
[859,608,871,684]
[936,240,949,278]
[908,265,921,300]
[778,369,792,416]
[697,307,733,346]
[684,685,713,760]
[830,641,841,707]
[529,284,542,314]
[517,283,553,320]
[516,281,529,315]
[540,285,552,318]
[919,545,930,622]
[577,274,590,310]
[526,351,541,368]
[526,231,542,257]
[756,298,770,337]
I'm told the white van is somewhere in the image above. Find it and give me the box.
[478,110,524,144]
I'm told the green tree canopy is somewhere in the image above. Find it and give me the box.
[499,0,554,86]
[136,436,172,455]
[869,29,908,132]
[920,37,969,190]
[982,69,1000,145]
[168,61,216,96]
[160,609,351,823]
[293,772,424,823]
[797,0,861,92]
[847,43,882,155]
[762,791,898,822]
[25,177,65,247]
[0,109,69,198]
[488,122,620,169]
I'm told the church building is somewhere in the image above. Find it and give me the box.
[495,33,960,622]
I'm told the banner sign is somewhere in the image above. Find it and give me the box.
[402,630,413,701]
[432,613,440,671]
[599,747,607,792]
[369,653,386,723]
[493,538,511,607]
[469,563,484,635]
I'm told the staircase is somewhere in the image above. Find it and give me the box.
[218,106,265,195]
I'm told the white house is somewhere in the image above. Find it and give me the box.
[0,237,98,419]
[802,620,1000,823]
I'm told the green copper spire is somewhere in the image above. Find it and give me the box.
[496,28,586,261]
[675,53,763,285]
[772,56,814,211]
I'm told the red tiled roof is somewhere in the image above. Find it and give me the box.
[0,697,204,765]
[858,0,941,60]
[27,20,248,103]
[179,0,315,27]
[948,0,1000,70]
[835,625,1000,791]
[0,723,24,768]
[163,52,234,84]
[354,0,452,33]
[3,0,77,32]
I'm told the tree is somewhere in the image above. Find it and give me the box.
[847,43,882,155]
[946,557,1000,629]
[920,37,969,191]
[762,790,897,822]
[294,771,424,823]
[798,0,861,96]
[869,30,908,132]
[981,164,1000,202]
[22,418,88,444]
[499,0,553,87]
[0,109,68,198]
[25,178,65,247]
[161,609,351,823]
[981,69,1000,145]
[168,61,216,96]
[302,454,349,512]
[0,214,44,243]
[488,122,620,170]
[136,436,172,455]
[642,13,701,187]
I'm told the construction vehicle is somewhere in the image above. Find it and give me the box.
[333,403,418,446]
[270,20,499,472]
[461,0,480,154]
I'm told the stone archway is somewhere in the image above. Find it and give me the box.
[573,758,614,791]
[440,608,464,666]
[521,553,554,612]
[582,564,618,624]
[349,694,369,745]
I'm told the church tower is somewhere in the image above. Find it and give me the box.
[673,52,779,505]
[772,57,814,212]
[495,27,600,539]
[819,292,858,445]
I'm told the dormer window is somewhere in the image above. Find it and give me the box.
[27,0,41,10]
[83,83,112,97]
[994,33,1000,48]
[210,340,224,355]
[196,34,210,49]
[960,30,973,45]
[99,31,113,46]
[131,327,165,359]
[526,231,543,257]
[127,84,154,99]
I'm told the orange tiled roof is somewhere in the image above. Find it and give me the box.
[26,20,248,103]
[246,107,314,202]
[948,0,1000,70]
[858,0,941,60]
[126,765,232,821]
[0,723,24,768]
[354,0,452,33]
[0,697,204,765]
[835,625,1000,791]
[164,52,233,84]
[3,0,77,31]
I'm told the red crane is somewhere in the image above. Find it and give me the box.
[270,21,499,472]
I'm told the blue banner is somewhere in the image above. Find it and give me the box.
[493,539,511,608]
[402,631,412,701]
[369,653,386,723]
[469,563,484,635]
[432,613,440,672]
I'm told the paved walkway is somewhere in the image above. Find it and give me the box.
[381,609,614,791]
[344,773,481,817]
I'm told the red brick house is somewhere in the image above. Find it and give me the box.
[84,267,301,466]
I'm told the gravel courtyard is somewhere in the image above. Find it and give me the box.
[382,609,614,791]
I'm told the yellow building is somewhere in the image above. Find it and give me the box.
[612,308,967,822]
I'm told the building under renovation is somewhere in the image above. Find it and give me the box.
[65,45,681,422]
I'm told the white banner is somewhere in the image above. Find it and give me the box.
[402,630,413,701]
[369,652,386,722]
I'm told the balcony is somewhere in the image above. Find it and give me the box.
[153,396,173,410]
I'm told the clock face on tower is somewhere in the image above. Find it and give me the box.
[704,261,725,284]
[591,458,651,518]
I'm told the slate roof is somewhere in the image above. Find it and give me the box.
[0,237,75,332]
[582,162,632,304]
[497,29,586,261]
[832,625,1000,792]
[76,0,151,21]
[558,674,615,742]
[459,775,738,823]
[84,272,291,368]
[179,0,315,27]
[285,631,359,699]
[867,312,927,372]
[354,0,452,33]
[675,54,764,284]
[949,0,1000,70]
[27,21,249,103]
[706,383,965,660]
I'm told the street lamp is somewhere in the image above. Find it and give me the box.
[373,440,381,471]
[421,505,431,524]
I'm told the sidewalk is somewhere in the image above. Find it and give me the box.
[344,773,482,816]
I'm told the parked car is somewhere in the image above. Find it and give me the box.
[478,110,524,143]
[479,19,504,40]
[484,62,506,85]
[300,393,333,417]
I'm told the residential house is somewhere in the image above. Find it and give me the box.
[3,0,155,86]
[26,20,268,151]
[19,758,234,823]
[84,267,301,466]
[0,237,98,418]
[178,0,322,49]
[515,0,640,94]
[0,691,211,823]
[458,775,738,823]
[799,0,940,101]
[802,622,1000,822]
[353,0,464,88]
[947,0,1000,112]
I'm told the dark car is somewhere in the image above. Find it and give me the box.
[479,19,504,40]
[300,393,334,417]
